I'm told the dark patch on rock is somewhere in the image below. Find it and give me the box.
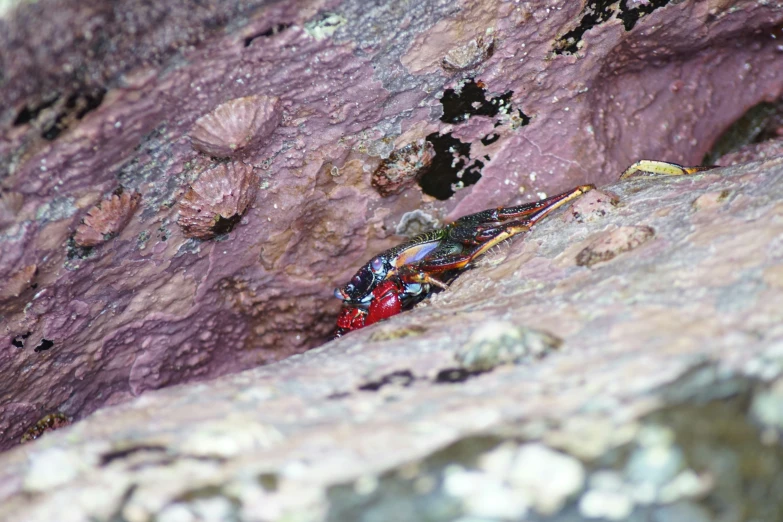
[41,88,106,141]
[433,367,488,384]
[439,79,513,124]
[33,339,54,352]
[704,98,783,165]
[66,237,95,261]
[212,214,243,236]
[100,445,168,466]
[480,133,499,146]
[358,370,416,391]
[418,132,483,200]
[618,0,672,31]
[11,332,31,348]
[13,93,60,126]
[244,22,292,47]
[555,0,672,54]
[554,0,617,55]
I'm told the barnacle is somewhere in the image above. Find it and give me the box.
[0,264,37,300]
[178,161,260,240]
[190,95,281,158]
[74,191,141,247]
[372,139,435,197]
[441,34,495,72]
[21,413,71,443]
[0,191,24,229]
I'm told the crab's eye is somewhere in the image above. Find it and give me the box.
[350,272,371,294]
[370,257,384,273]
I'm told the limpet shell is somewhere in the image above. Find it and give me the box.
[178,161,260,240]
[190,95,281,158]
[74,191,141,247]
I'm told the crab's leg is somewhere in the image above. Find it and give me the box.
[619,160,716,180]
[451,184,595,231]
[405,184,594,276]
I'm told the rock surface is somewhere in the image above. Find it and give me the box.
[1,155,783,521]
[1,0,783,513]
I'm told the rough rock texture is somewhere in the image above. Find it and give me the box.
[1,0,782,454]
[1,159,782,521]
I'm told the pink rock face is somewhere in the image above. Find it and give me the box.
[190,95,282,158]
[0,0,782,451]
[0,192,24,229]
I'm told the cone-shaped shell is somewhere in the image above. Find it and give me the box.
[74,191,141,247]
[178,162,260,240]
[190,95,281,158]
[372,139,435,197]
[441,34,495,72]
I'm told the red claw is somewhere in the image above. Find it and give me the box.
[334,279,406,337]
[336,306,367,332]
[365,279,404,326]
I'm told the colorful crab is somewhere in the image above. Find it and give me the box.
[333,184,595,337]
[333,159,716,337]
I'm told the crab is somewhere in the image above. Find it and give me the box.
[333,160,716,337]
[333,184,594,337]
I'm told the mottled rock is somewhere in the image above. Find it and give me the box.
[1,159,783,520]
[455,320,561,371]
[22,448,83,492]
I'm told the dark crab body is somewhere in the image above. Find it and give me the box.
[333,184,595,337]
